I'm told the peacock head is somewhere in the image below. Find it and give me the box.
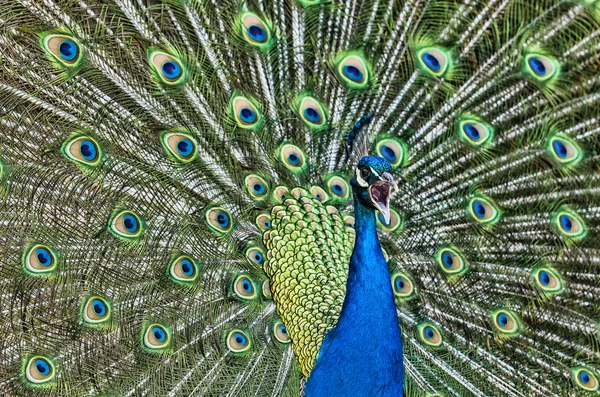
[351,156,397,224]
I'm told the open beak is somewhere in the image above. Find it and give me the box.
[368,172,398,225]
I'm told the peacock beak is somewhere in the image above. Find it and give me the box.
[368,172,397,224]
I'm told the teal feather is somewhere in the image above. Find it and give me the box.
[1,0,600,396]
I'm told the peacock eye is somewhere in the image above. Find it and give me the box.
[62,135,102,167]
[255,213,272,231]
[491,309,520,335]
[231,96,262,130]
[298,96,327,129]
[572,367,599,391]
[327,176,350,201]
[280,144,307,173]
[245,175,269,200]
[143,323,172,352]
[547,134,582,167]
[458,119,493,147]
[226,329,252,353]
[233,274,258,300]
[417,47,450,77]
[24,244,58,275]
[169,255,200,283]
[467,196,501,225]
[240,13,272,48]
[335,53,370,88]
[273,186,290,203]
[418,323,443,347]
[245,246,265,266]
[553,208,586,241]
[435,246,468,276]
[310,186,329,202]
[391,272,416,299]
[524,53,558,82]
[272,320,290,344]
[205,207,233,234]
[42,34,82,67]
[82,296,112,325]
[149,50,185,85]
[376,138,406,168]
[109,210,144,240]
[532,266,563,295]
[160,131,198,163]
[377,208,403,233]
[25,356,55,384]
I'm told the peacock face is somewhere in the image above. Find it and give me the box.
[351,156,397,224]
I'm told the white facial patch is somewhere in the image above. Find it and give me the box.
[355,167,368,187]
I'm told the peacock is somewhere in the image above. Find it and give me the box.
[2,0,600,395]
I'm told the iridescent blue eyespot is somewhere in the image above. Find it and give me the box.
[288,153,300,165]
[442,252,453,268]
[234,332,247,345]
[180,259,194,276]
[539,271,550,286]
[395,277,405,290]
[497,313,509,328]
[463,124,480,141]
[247,25,267,43]
[560,214,572,232]
[92,299,107,316]
[553,140,567,159]
[421,52,441,71]
[123,214,139,233]
[176,138,194,157]
[34,359,50,376]
[227,329,252,353]
[472,200,486,219]
[58,39,78,61]
[580,371,591,384]
[233,274,258,300]
[216,212,229,228]
[242,279,253,293]
[332,184,343,194]
[206,207,233,234]
[528,57,546,76]
[143,323,171,351]
[424,326,435,339]
[572,367,599,391]
[36,248,52,267]
[152,326,166,342]
[381,145,397,162]
[343,65,364,82]
[253,251,264,264]
[253,183,265,194]
[162,61,182,79]
[78,140,97,161]
[240,108,257,123]
[303,107,322,123]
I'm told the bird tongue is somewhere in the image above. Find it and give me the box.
[369,181,392,225]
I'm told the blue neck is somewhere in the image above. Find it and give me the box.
[304,193,404,396]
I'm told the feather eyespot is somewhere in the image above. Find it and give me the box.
[160,131,198,163]
[376,138,406,168]
[273,186,290,203]
[335,53,370,89]
[272,320,290,344]
[143,323,172,352]
[62,135,102,167]
[435,246,468,276]
[326,176,350,201]
[246,247,265,266]
[297,96,327,129]
[280,144,307,173]
[491,309,520,335]
[417,47,450,77]
[109,210,144,240]
[553,208,586,240]
[343,215,355,228]
[391,272,416,299]
[231,96,262,129]
[458,119,493,147]
[547,134,582,167]
[82,296,111,326]
[23,244,57,275]
[255,214,272,231]
[310,186,329,202]
[205,207,233,234]
[149,50,185,85]
[169,255,200,283]
[227,329,252,353]
[24,356,55,385]
[240,13,272,48]
[245,175,269,200]
[418,323,442,347]
[377,208,402,232]
[467,196,501,225]
[233,274,258,300]
[42,34,82,67]
[532,266,563,295]
[262,280,272,299]
[572,367,599,391]
[524,53,558,82]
